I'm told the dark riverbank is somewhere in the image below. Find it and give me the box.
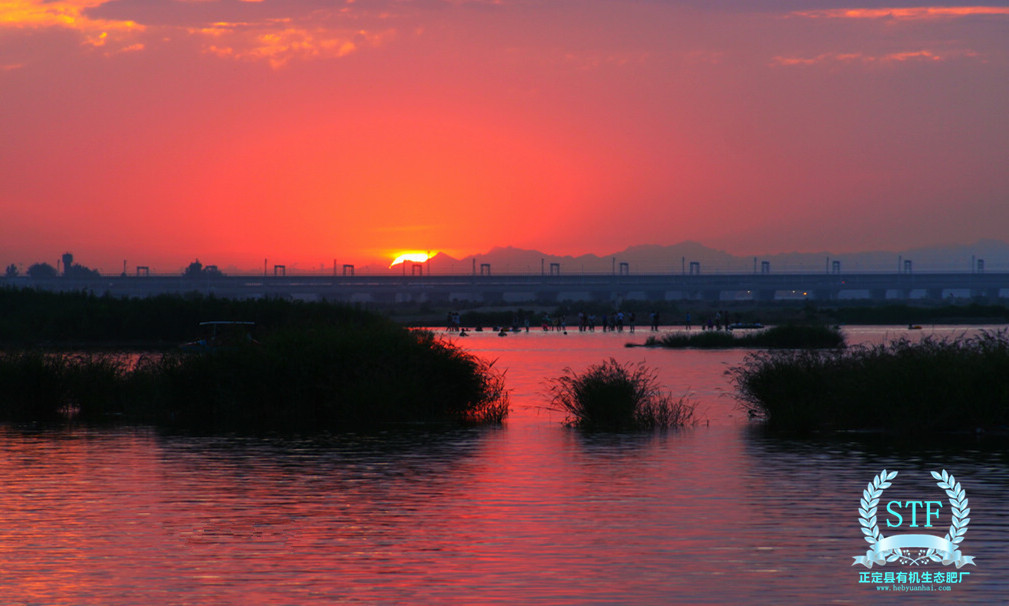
[2,288,1006,347]
[0,330,508,431]
[0,289,507,430]
[0,287,380,349]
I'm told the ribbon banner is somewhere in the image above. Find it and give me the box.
[853,534,976,569]
[853,469,977,571]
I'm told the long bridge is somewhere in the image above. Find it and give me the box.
[7,272,1008,304]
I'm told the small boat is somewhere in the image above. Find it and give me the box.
[180,321,257,352]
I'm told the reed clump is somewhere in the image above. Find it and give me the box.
[0,351,128,422]
[132,327,508,430]
[731,330,1009,433]
[644,330,736,348]
[546,358,696,430]
[0,325,508,430]
[644,324,844,349]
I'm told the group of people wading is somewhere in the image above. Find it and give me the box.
[573,311,637,333]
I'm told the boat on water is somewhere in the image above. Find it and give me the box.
[180,321,257,352]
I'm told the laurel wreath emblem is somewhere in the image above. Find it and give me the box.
[856,469,972,567]
[929,469,971,563]
[858,469,897,554]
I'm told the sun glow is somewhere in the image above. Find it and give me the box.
[390,252,432,267]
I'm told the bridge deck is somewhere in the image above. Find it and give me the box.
[5,272,1006,303]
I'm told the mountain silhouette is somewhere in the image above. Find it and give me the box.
[364,240,1009,275]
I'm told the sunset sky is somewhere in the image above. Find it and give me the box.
[2,0,1008,273]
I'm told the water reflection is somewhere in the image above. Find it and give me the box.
[0,328,1006,604]
[741,429,1009,604]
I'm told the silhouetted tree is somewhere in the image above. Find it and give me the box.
[183,260,204,278]
[183,259,225,279]
[64,264,101,279]
[5,264,18,278]
[27,263,58,279]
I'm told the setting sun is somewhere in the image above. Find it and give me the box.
[390,252,433,267]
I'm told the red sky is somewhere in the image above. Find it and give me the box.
[2,1,1008,274]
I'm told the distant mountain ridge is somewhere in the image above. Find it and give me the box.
[377,240,1009,276]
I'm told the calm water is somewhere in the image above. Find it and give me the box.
[1,326,1006,604]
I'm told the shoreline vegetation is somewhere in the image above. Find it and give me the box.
[546,358,696,430]
[0,331,508,430]
[3,287,1008,435]
[731,331,1009,434]
[638,324,845,349]
[397,301,1009,330]
[1,287,1007,348]
[0,287,382,350]
[0,289,508,430]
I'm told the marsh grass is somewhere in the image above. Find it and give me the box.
[645,330,736,348]
[644,324,844,349]
[0,287,383,347]
[546,358,696,430]
[0,325,508,430]
[731,330,1009,433]
[0,351,128,422]
[132,327,509,430]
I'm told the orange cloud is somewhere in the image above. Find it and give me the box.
[883,49,942,62]
[0,0,144,53]
[793,6,1009,20]
[2,1,397,66]
[772,48,977,66]
[0,0,142,31]
[194,21,395,68]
